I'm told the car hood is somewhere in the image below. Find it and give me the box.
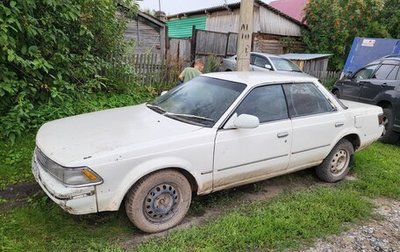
[36,104,203,166]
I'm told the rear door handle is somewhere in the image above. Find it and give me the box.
[277,132,289,138]
[335,122,344,127]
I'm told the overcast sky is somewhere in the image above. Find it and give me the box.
[139,0,272,15]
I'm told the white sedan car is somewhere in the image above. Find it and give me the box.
[220,52,302,72]
[32,72,384,233]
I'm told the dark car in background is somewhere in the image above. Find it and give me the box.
[332,55,400,144]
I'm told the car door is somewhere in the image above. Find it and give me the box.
[340,64,379,101]
[251,54,273,71]
[213,85,292,190]
[359,64,399,103]
[283,83,345,171]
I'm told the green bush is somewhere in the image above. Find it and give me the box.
[0,0,138,141]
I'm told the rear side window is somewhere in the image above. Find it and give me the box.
[387,66,399,80]
[283,83,334,118]
[373,64,396,79]
[235,85,288,123]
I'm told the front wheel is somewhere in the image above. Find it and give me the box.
[125,170,192,233]
[315,139,354,182]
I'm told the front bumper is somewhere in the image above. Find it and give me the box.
[32,154,98,215]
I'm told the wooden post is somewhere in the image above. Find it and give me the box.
[236,0,254,71]
[190,25,197,64]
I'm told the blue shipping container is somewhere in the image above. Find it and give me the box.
[343,37,400,74]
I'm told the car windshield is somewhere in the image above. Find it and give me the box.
[148,76,246,127]
[271,57,302,72]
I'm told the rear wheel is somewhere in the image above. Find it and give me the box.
[125,170,192,233]
[380,108,400,144]
[316,139,354,182]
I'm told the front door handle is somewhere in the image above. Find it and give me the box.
[335,122,344,127]
[277,132,289,138]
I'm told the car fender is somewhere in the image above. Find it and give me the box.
[97,156,204,212]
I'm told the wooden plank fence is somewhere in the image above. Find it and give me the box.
[108,53,173,85]
[305,70,340,86]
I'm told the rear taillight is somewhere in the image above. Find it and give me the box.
[378,113,385,125]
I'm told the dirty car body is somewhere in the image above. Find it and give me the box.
[32,72,384,233]
[220,52,302,72]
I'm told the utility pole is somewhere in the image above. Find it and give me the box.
[236,0,254,71]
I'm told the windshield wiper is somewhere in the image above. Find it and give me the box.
[146,103,166,114]
[164,112,214,126]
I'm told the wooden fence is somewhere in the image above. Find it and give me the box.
[305,70,340,86]
[194,30,238,57]
[108,53,173,85]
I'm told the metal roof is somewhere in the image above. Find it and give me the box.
[280,53,332,60]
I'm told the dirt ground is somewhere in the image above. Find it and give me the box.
[1,173,399,251]
[302,198,400,252]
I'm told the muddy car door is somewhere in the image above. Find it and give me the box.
[213,84,292,190]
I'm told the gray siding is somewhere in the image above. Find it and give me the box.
[205,6,302,37]
[125,19,162,55]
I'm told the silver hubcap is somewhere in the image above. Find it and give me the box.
[144,184,178,222]
[330,149,349,175]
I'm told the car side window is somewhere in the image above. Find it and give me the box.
[235,85,288,123]
[353,64,379,80]
[386,66,399,80]
[253,56,271,69]
[373,64,396,79]
[283,83,334,118]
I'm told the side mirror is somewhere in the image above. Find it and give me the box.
[160,91,168,96]
[264,64,272,70]
[224,113,260,129]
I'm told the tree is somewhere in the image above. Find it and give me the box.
[0,0,137,140]
[380,0,400,39]
[302,0,389,70]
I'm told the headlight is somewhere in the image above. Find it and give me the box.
[35,148,103,187]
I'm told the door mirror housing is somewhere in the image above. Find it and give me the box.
[224,113,260,129]
[264,64,272,70]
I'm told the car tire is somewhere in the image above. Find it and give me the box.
[380,108,400,144]
[125,170,192,233]
[315,139,354,183]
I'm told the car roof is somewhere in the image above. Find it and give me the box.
[251,52,283,58]
[369,56,400,65]
[202,71,317,87]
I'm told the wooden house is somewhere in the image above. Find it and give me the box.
[124,12,167,60]
[167,0,307,55]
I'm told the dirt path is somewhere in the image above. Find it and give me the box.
[302,198,400,252]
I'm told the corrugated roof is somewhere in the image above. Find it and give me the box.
[280,53,332,60]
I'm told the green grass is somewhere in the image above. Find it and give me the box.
[0,134,36,189]
[0,192,134,251]
[0,132,399,251]
[137,188,372,251]
[349,142,400,199]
